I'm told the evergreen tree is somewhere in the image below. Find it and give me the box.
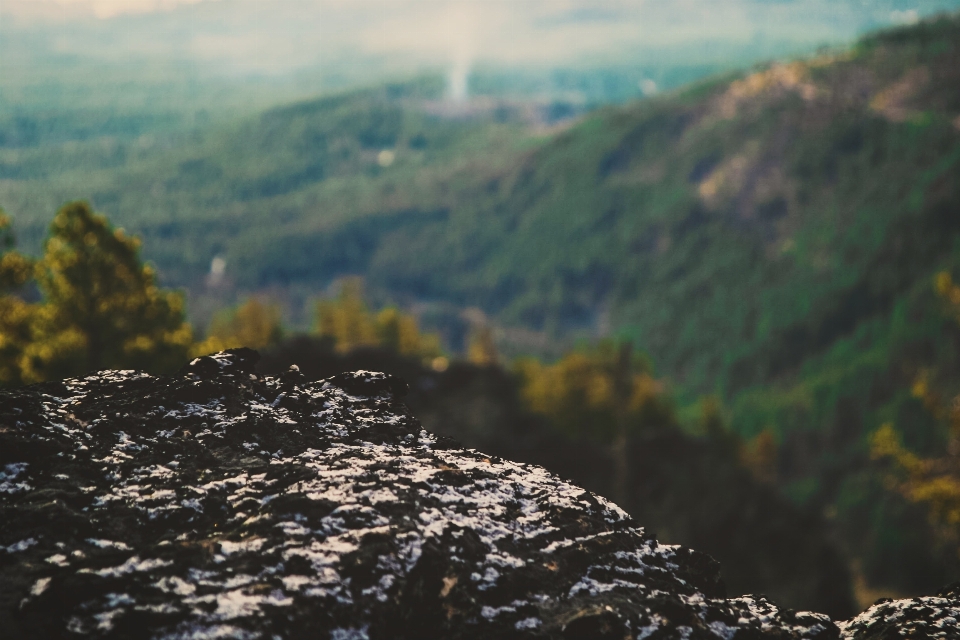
[467,324,499,366]
[20,201,192,382]
[315,278,441,360]
[870,270,960,554]
[0,211,36,385]
[514,341,675,441]
[193,297,283,356]
[315,278,379,353]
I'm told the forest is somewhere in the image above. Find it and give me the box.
[3,7,960,617]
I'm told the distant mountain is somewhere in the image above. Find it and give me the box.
[3,11,960,596]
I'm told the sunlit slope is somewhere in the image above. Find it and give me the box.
[0,77,536,286]
[4,17,959,419]
[367,15,960,411]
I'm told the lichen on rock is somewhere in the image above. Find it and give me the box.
[0,349,954,638]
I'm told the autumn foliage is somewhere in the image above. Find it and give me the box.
[514,342,674,442]
[315,277,442,361]
[870,271,960,552]
[0,202,193,384]
[193,297,284,356]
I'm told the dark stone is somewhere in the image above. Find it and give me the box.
[839,593,960,639]
[323,369,410,398]
[0,351,955,638]
[179,347,261,378]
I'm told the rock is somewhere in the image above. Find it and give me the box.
[837,582,960,639]
[256,341,857,616]
[0,349,950,638]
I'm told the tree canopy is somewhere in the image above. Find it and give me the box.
[1,202,193,384]
[514,342,674,442]
[315,277,442,361]
[870,271,960,556]
[193,297,284,356]
[0,211,36,385]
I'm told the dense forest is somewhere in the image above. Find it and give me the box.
[3,11,960,614]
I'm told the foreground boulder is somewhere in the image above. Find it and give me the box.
[837,583,960,640]
[0,349,954,638]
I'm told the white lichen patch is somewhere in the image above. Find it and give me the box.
[837,594,960,639]
[0,462,32,493]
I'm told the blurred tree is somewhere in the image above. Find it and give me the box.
[0,211,36,385]
[514,340,675,442]
[315,278,378,353]
[870,270,960,553]
[315,277,441,360]
[378,308,441,360]
[467,324,499,366]
[19,201,192,382]
[740,428,779,484]
[699,395,728,440]
[516,341,675,505]
[194,297,283,356]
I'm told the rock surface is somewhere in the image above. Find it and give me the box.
[0,349,953,639]
[837,583,960,640]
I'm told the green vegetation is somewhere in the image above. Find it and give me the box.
[870,271,960,561]
[315,277,443,362]
[193,297,284,356]
[515,343,673,441]
[0,212,35,385]
[3,12,960,600]
[0,202,193,383]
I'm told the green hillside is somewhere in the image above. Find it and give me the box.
[4,12,960,596]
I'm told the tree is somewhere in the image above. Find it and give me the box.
[193,297,283,356]
[0,211,36,385]
[515,341,676,506]
[315,278,379,353]
[315,278,441,360]
[467,324,499,366]
[19,201,192,382]
[514,341,675,442]
[870,270,960,553]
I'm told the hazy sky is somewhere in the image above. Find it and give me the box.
[4,1,959,89]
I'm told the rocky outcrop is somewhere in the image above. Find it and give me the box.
[257,339,857,616]
[838,583,960,640]
[0,349,955,638]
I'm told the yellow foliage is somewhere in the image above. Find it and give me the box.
[936,270,960,312]
[193,297,283,356]
[314,278,442,360]
[515,342,673,441]
[316,278,379,352]
[870,423,960,537]
[869,271,960,551]
[16,202,193,382]
[375,307,439,357]
[467,325,499,366]
[740,427,779,483]
[0,211,38,385]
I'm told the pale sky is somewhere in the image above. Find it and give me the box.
[5,1,959,79]
[18,0,212,19]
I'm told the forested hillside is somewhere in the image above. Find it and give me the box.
[3,12,960,599]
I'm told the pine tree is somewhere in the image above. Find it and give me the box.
[20,201,192,382]
[870,270,960,552]
[514,341,674,442]
[193,297,284,356]
[315,278,379,353]
[314,278,441,360]
[0,211,36,385]
[467,325,499,366]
